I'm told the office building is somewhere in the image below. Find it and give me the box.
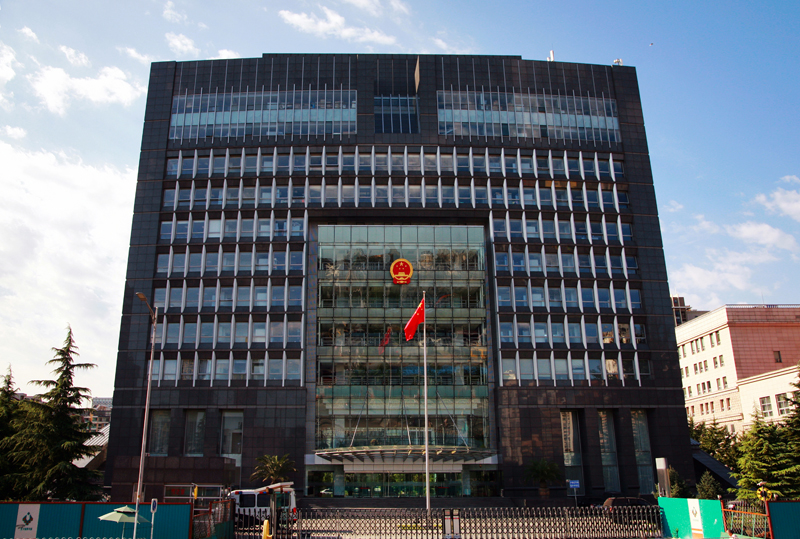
[671,296,707,326]
[677,304,800,433]
[106,53,691,502]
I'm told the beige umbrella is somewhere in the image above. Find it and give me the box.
[98,506,150,539]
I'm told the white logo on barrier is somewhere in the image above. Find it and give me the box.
[688,499,704,539]
[15,504,40,539]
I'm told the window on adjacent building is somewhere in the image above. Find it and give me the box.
[776,394,792,416]
[760,396,774,418]
[774,351,782,363]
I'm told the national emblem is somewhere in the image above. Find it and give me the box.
[390,258,413,285]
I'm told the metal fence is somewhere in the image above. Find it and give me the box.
[194,499,234,539]
[234,506,662,539]
[722,500,771,539]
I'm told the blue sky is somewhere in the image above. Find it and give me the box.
[1,0,798,396]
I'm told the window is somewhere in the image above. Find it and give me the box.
[514,286,529,309]
[160,221,173,241]
[560,411,585,495]
[534,322,548,344]
[217,321,231,345]
[149,410,170,456]
[203,287,216,308]
[777,393,792,416]
[598,410,620,493]
[760,396,774,418]
[774,351,782,363]
[549,287,563,309]
[497,286,511,307]
[719,354,724,366]
[234,322,249,343]
[200,322,214,343]
[495,252,509,272]
[183,323,197,346]
[722,376,728,388]
[531,287,545,307]
[270,321,284,343]
[184,410,205,456]
[287,321,302,343]
[221,411,243,456]
[272,251,286,273]
[512,252,526,274]
[631,410,654,495]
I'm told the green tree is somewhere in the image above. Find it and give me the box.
[731,415,796,499]
[688,418,740,473]
[0,367,23,500]
[697,471,724,499]
[774,376,800,496]
[251,453,296,484]
[3,328,101,501]
[669,466,692,498]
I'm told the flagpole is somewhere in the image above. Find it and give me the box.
[423,290,430,513]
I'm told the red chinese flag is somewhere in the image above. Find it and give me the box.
[404,298,425,341]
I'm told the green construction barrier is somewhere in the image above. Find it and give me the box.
[659,497,726,539]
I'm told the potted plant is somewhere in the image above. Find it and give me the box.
[525,458,563,498]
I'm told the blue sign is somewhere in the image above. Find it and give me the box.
[150,498,158,513]
[569,480,580,489]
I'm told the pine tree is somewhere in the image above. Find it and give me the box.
[731,416,795,499]
[0,367,23,500]
[669,466,692,498]
[688,418,740,473]
[775,374,800,498]
[697,471,724,499]
[3,328,102,501]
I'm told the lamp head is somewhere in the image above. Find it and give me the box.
[136,292,147,302]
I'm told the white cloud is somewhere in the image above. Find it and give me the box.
[197,22,209,30]
[0,141,135,397]
[389,0,410,15]
[212,49,241,59]
[670,247,776,309]
[691,214,720,234]
[18,26,39,43]
[279,7,396,45]
[0,43,20,109]
[165,32,199,57]
[2,125,26,139]
[28,65,146,115]
[118,46,155,64]
[664,200,684,212]
[725,221,798,251]
[59,45,91,67]
[780,175,800,184]
[755,187,800,222]
[341,0,382,16]
[432,37,472,54]
[163,1,187,23]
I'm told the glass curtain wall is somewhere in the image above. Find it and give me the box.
[316,225,489,451]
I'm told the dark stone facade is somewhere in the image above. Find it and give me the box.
[106,54,692,503]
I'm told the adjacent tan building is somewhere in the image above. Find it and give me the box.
[676,305,800,433]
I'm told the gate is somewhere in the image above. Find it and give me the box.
[233,506,662,539]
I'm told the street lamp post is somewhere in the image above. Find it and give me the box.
[133,292,158,539]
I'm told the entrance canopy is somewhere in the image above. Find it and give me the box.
[314,445,497,463]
